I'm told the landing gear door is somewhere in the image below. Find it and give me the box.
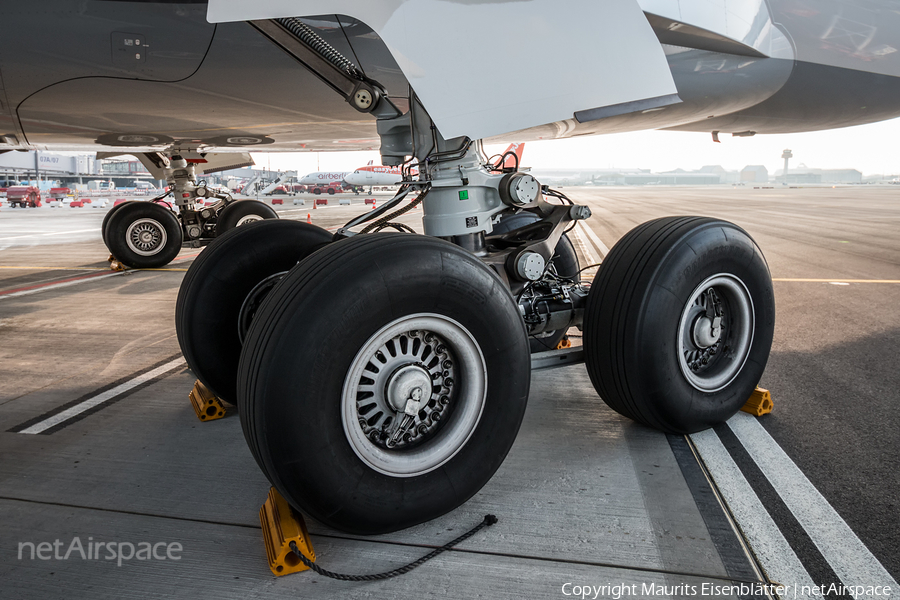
[207,0,679,140]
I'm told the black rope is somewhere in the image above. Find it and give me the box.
[289,514,498,581]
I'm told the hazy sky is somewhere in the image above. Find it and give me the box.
[254,116,900,177]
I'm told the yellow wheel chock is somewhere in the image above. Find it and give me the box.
[188,379,226,421]
[108,257,127,272]
[556,336,572,350]
[741,387,773,417]
[260,487,316,576]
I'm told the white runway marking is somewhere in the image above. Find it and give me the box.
[0,228,97,241]
[19,358,186,434]
[0,272,123,300]
[571,226,600,267]
[576,221,609,258]
[727,412,899,595]
[690,428,824,599]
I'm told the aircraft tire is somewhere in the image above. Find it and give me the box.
[101,200,134,248]
[176,220,331,405]
[492,212,580,352]
[583,216,775,434]
[105,201,183,268]
[215,200,277,236]
[237,233,530,534]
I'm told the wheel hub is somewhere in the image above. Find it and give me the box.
[237,271,287,344]
[125,218,166,256]
[691,315,721,348]
[236,214,264,227]
[353,328,457,450]
[385,364,432,412]
[341,314,487,477]
[677,274,754,393]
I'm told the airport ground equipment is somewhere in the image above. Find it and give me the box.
[101,156,278,268]
[261,483,498,580]
[5,186,41,208]
[176,220,333,405]
[260,170,297,195]
[741,387,774,417]
[47,187,72,205]
[260,487,315,576]
[311,182,343,195]
[188,379,227,421]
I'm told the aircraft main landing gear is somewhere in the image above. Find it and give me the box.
[172,28,776,533]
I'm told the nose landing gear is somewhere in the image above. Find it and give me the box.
[102,154,279,269]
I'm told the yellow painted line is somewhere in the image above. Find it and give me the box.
[773,278,900,283]
[137,268,189,272]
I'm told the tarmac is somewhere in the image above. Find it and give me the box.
[0,186,897,599]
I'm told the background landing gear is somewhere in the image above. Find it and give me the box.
[101,199,280,269]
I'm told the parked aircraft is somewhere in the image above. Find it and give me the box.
[1,0,898,536]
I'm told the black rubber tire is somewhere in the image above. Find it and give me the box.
[327,187,335,195]
[101,201,134,248]
[215,200,278,236]
[492,212,580,352]
[583,216,775,434]
[237,233,531,534]
[105,201,183,268]
[312,187,321,195]
[176,220,332,405]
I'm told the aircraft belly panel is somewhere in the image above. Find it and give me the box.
[16,22,379,152]
[0,1,215,109]
[207,0,679,140]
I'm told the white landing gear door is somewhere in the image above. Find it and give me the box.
[208,0,679,140]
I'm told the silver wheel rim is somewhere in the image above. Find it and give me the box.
[341,313,487,477]
[677,274,754,393]
[236,214,264,227]
[125,218,167,256]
